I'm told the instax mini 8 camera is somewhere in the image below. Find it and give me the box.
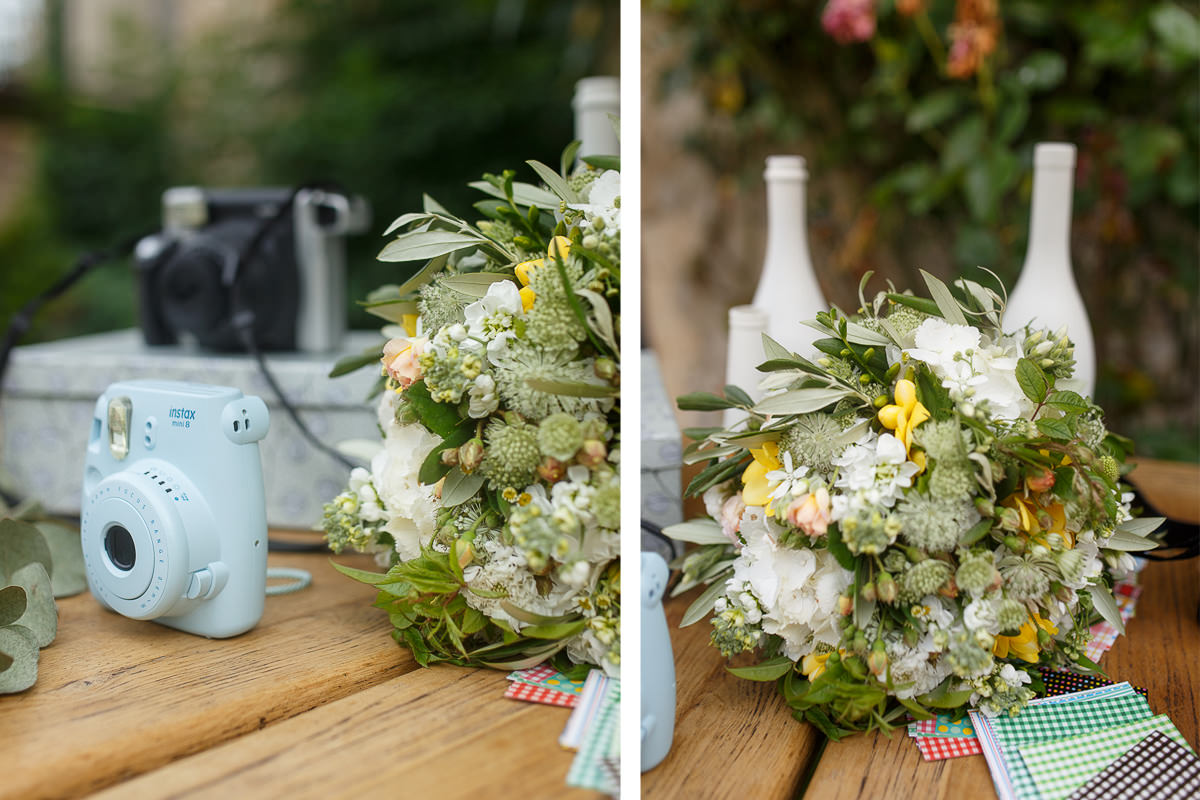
[81,380,270,637]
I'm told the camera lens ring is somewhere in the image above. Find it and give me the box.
[104,524,137,571]
[82,469,191,617]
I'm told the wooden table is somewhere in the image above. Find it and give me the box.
[0,540,599,799]
[645,458,1200,799]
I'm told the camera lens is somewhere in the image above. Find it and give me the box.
[104,525,137,571]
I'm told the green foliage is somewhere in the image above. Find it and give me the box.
[0,515,87,693]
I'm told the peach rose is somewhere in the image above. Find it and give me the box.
[785,487,831,538]
[382,336,427,389]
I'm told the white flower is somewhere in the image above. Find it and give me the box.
[726,522,852,661]
[370,396,441,561]
[964,596,1000,634]
[463,280,525,359]
[569,170,620,232]
[832,431,919,517]
[998,663,1032,688]
[765,450,810,503]
[467,373,499,418]
[348,467,385,522]
[904,318,1031,419]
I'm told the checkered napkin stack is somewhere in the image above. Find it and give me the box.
[503,665,620,797]
[970,682,1198,800]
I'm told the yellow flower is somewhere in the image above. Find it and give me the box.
[802,650,833,679]
[1003,494,1074,549]
[514,236,574,286]
[519,286,536,311]
[741,442,782,514]
[401,314,419,337]
[993,613,1058,663]
[877,378,930,461]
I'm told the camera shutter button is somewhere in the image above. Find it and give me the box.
[185,568,214,600]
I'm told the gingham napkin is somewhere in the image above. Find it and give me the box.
[970,683,1147,800]
[1068,729,1200,800]
[1019,714,1195,800]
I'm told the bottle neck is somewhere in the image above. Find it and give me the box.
[1024,166,1073,268]
[764,178,810,266]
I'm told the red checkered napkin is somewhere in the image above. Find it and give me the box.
[915,735,982,760]
[504,679,578,708]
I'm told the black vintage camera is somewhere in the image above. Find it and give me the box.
[134,187,369,352]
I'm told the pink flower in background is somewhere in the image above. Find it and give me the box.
[382,336,427,389]
[822,0,877,44]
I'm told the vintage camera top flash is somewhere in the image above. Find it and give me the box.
[107,396,132,461]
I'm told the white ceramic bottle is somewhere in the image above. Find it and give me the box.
[572,77,620,158]
[752,155,826,357]
[1004,143,1096,397]
[723,305,769,427]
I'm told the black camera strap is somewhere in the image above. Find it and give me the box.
[227,182,358,473]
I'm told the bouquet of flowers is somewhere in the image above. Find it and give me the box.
[665,271,1160,737]
[323,143,620,676]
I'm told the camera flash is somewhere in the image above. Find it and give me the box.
[107,397,132,460]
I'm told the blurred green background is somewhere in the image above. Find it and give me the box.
[0,0,618,344]
[643,0,1198,461]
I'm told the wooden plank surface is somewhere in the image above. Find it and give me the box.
[95,666,593,800]
[0,543,597,799]
[641,587,824,799]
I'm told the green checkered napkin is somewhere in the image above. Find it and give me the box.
[1019,714,1195,800]
[990,692,1153,800]
[566,677,620,795]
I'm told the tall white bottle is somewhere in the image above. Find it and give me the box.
[573,77,620,158]
[752,156,826,357]
[1004,143,1096,397]
[723,305,769,428]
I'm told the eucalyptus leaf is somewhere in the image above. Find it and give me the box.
[1087,584,1125,635]
[726,656,793,681]
[677,392,737,411]
[1102,530,1159,551]
[382,211,435,236]
[519,620,586,640]
[843,322,891,346]
[439,273,514,298]
[423,193,450,215]
[440,469,485,508]
[576,289,619,354]
[0,585,27,627]
[524,377,617,398]
[0,518,53,585]
[499,601,578,626]
[681,443,739,465]
[364,300,419,324]
[761,334,792,361]
[753,388,851,416]
[1114,516,1165,538]
[680,580,728,627]
[392,253,451,299]
[9,562,55,647]
[581,154,620,171]
[329,346,385,379]
[525,159,580,203]
[920,270,968,326]
[467,180,559,209]
[377,230,483,262]
[560,140,582,176]
[0,625,38,694]
[35,521,87,598]
[661,519,730,546]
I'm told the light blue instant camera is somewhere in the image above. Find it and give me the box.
[81,380,269,638]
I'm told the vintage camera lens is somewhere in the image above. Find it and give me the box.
[104,525,137,572]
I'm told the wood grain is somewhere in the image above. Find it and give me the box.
[94,666,594,800]
[1128,457,1200,525]
[642,587,824,800]
[0,550,410,799]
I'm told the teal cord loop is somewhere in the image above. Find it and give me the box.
[265,566,312,595]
